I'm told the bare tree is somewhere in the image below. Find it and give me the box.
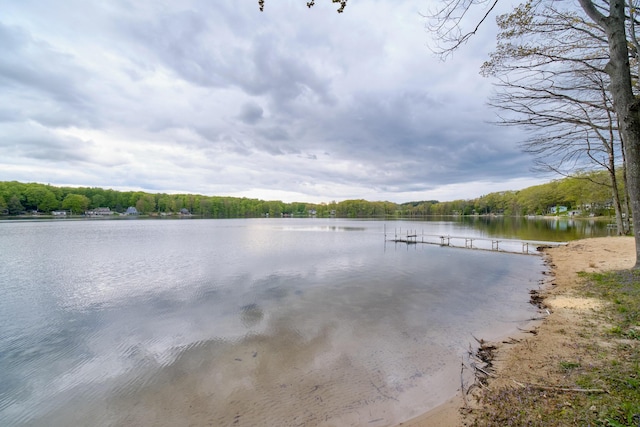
[481,1,630,233]
[259,0,348,13]
[575,0,640,265]
[430,0,640,267]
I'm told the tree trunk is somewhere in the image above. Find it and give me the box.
[605,123,626,234]
[622,155,632,233]
[605,0,640,266]
[618,126,632,233]
[625,101,640,266]
[579,0,640,267]
[608,151,625,235]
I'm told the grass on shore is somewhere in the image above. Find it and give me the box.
[469,269,640,427]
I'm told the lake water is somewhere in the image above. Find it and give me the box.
[0,217,609,426]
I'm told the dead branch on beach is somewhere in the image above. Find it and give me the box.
[460,359,469,408]
[472,336,497,364]
[466,336,499,391]
[517,326,539,335]
[511,379,609,394]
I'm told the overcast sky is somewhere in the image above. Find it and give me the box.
[1,0,546,203]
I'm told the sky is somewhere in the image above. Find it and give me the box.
[1,0,548,204]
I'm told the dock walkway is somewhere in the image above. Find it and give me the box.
[385,228,565,256]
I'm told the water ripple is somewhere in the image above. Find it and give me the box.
[0,219,547,426]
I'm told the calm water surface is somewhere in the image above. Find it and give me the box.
[0,218,606,426]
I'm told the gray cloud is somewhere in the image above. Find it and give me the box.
[0,0,544,203]
[238,102,264,125]
[0,123,92,164]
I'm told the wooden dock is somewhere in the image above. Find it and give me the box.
[385,227,565,256]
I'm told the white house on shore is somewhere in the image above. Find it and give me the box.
[86,207,113,216]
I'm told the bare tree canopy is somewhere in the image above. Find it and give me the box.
[435,0,640,266]
[481,1,630,233]
[259,0,348,13]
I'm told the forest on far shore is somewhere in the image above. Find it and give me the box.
[0,169,626,219]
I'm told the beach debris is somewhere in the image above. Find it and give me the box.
[467,336,498,389]
[529,289,547,308]
[517,326,539,335]
[512,379,608,394]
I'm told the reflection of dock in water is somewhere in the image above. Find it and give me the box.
[385,227,566,256]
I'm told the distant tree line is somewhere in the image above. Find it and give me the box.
[0,181,395,218]
[410,170,626,217]
[0,170,626,219]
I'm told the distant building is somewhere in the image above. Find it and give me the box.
[52,210,67,216]
[125,206,139,215]
[549,206,568,214]
[180,208,191,216]
[87,207,113,216]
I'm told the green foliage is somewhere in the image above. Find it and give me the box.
[135,194,156,214]
[7,195,24,215]
[559,360,582,372]
[91,194,106,209]
[38,190,60,212]
[587,270,640,338]
[397,170,620,216]
[61,194,90,214]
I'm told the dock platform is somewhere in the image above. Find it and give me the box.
[385,227,565,256]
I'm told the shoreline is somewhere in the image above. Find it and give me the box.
[395,236,636,427]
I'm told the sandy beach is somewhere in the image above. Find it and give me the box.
[396,236,636,427]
